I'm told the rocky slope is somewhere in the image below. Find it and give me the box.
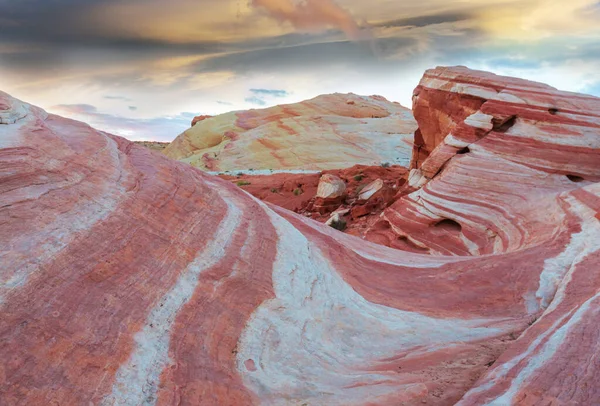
[133,141,169,152]
[220,164,407,236]
[163,93,416,171]
[1,66,600,405]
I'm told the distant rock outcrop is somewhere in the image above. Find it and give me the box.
[191,114,212,127]
[133,140,170,152]
[164,93,416,172]
[2,66,600,405]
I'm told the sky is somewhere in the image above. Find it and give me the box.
[1,0,599,141]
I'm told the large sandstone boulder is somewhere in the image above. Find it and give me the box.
[163,93,416,171]
[316,174,346,199]
[1,66,600,405]
[311,174,347,215]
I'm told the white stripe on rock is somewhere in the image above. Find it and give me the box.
[102,198,242,406]
[236,204,513,406]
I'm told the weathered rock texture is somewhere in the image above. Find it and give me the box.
[191,114,212,127]
[133,141,170,152]
[163,93,416,171]
[1,65,600,405]
[316,174,346,199]
[220,165,407,236]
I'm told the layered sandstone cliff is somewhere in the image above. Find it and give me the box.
[1,66,600,405]
[163,93,416,171]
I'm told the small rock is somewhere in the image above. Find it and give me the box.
[408,169,428,189]
[330,207,350,217]
[316,174,346,199]
[358,179,384,201]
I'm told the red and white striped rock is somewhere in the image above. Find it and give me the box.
[1,64,600,406]
[368,66,600,404]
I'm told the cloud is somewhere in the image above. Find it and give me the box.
[375,12,472,28]
[251,0,368,40]
[1,0,600,137]
[191,36,419,76]
[244,96,268,106]
[104,95,132,101]
[250,88,289,97]
[244,88,291,106]
[50,103,194,141]
[128,106,137,111]
[53,104,98,114]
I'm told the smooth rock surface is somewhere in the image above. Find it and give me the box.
[367,66,600,404]
[358,178,384,201]
[164,93,416,171]
[2,65,600,406]
[316,174,346,199]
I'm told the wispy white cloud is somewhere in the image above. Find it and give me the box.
[244,96,268,106]
[49,104,195,141]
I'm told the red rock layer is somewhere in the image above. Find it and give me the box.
[219,164,407,236]
[1,65,600,406]
[367,66,600,404]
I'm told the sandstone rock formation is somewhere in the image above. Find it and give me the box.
[218,165,407,234]
[133,141,170,152]
[358,178,384,201]
[312,174,347,214]
[316,174,346,199]
[163,93,416,171]
[2,66,600,405]
[191,114,212,127]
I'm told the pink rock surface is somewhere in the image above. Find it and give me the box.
[367,66,600,403]
[1,65,600,406]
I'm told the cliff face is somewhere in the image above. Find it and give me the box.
[1,66,600,405]
[163,93,417,172]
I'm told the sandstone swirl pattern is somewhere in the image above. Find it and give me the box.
[163,93,417,172]
[1,66,599,405]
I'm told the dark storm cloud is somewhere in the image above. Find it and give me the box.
[375,12,472,28]
[0,25,352,82]
[0,0,339,52]
[0,0,113,43]
[191,36,420,76]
